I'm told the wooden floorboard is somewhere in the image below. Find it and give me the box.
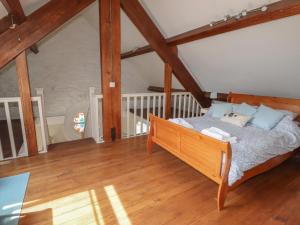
[0,136,299,225]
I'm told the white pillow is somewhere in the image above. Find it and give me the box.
[221,113,252,128]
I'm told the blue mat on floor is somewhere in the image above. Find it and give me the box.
[0,173,30,225]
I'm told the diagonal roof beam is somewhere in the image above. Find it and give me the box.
[1,0,39,53]
[0,0,95,69]
[121,0,210,107]
[122,0,300,59]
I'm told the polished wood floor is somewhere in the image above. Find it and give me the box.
[0,136,299,225]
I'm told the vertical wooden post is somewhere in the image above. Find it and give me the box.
[16,51,38,156]
[100,0,121,142]
[164,46,178,119]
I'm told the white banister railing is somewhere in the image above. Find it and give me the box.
[171,92,202,118]
[0,95,48,161]
[89,89,203,142]
[122,93,165,138]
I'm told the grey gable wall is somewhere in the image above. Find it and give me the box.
[0,2,182,117]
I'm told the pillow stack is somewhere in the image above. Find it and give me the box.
[208,102,294,130]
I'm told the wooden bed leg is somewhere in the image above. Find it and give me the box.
[147,115,154,154]
[147,135,153,154]
[217,183,229,211]
[217,147,231,211]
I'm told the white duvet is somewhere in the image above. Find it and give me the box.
[182,116,300,185]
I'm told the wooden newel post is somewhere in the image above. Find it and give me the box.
[16,51,38,156]
[100,0,121,142]
[164,46,178,119]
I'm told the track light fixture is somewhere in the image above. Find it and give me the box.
[209,4,268,27]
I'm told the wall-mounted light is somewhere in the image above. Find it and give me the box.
[241,10,248,17]
[261,6,268,12]
[9,15,16,29]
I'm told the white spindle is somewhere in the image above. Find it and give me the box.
[192,99,196,117]
[94,97,100,143]
[152,96,156,116]
[187,94,191,117]
[163,94,166,119]
[140,96,144,134]
[158,95,161,117]
[4,102,16,158]
[196,103,200,116]
[126,97,130,138]
[173,94,177,118]
[183,94,187,118]
[98,98,104,142]
[133,96,137,136]
[146,96,150,132]
[178,95,182,118]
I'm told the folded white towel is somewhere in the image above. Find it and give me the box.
[209,127,231,138]
[201,127,238,144]
[201,129,224,140]
[168,118,194,129]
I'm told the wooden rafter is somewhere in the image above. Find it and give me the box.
[1,0,39,53]
[121,0,300,59]
[121,0,210,107]
[0,0,95,69]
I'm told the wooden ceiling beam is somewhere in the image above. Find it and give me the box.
[1,0,39,54]
[121,0,300,59]
[0,0,95,69]
[121,0,210,107]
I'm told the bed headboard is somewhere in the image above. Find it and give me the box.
[227,93,300,122]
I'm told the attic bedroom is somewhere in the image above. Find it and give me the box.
[0,0,299,225]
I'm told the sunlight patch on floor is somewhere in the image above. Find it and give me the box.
[21,185,132,225]
[22,191,104,225]
[89,189,105,225]
[104,185,132,225]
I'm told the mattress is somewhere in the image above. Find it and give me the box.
[183,115,300,185]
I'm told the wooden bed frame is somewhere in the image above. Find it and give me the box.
[147,93,300,210]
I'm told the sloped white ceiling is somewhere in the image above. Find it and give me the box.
[1,0,299,100]
[140,0,279,37]
[0,0,49,18]
[136,0,300,98]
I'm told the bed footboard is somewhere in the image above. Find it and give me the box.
[147,115,232,210]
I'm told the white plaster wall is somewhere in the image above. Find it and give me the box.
[0,15,101,117]
[0,3,176,118]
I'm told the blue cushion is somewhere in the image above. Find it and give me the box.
[251,105,285,130]
[211,103,233,118]
[233,103,257,116]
